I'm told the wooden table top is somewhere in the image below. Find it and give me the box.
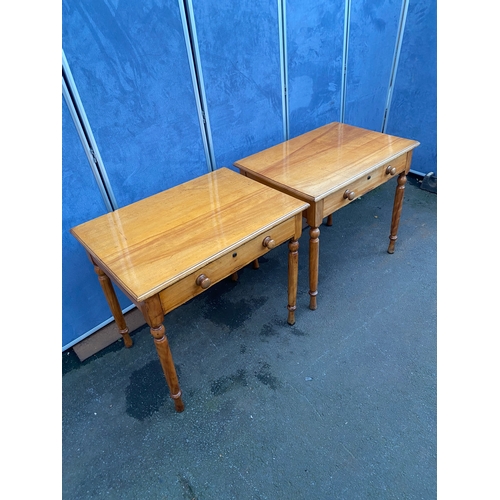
[71,167,308,302]
[235,122,420,202]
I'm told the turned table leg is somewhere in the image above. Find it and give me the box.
[231,256,259,281]
[309,226,320,310]
[93,262,133,348]
[287,238,299,325]
[388,172,407,254]
[141,295,184,413]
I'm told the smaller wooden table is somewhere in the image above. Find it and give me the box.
[71,168,308,412]
[235,122,420,310]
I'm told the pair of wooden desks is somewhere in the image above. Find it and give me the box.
[71,122,419,412]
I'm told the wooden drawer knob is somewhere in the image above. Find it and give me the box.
[343,189,356,200]
[195,274,211,289]
[262,236,276,249]
[386,165,396,176]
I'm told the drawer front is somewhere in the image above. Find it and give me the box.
[159,216,297,315]
[323,154,407,216]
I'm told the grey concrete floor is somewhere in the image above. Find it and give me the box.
[62,175,436,499]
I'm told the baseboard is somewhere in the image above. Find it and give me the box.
[72,307,146,362]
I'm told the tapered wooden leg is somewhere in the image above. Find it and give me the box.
[388,173,407,254]
[326,214,333,226]
[309,226,320,310]
[287,238,299,325]
[93,263,133,348]
[252,259,260,269]
[141,295,184,412]
[231,272,238,281]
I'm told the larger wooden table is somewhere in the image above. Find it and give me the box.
[71,168,309,412]
[235,122,420,310]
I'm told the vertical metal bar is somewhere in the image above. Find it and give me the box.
[62,49,119,210]
[62,76,114,213]
[278,0,289,141]
[340,0,351,123]
[381,0,410,133]
[179,0,216,171]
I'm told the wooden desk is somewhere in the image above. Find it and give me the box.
[71,168,308,412]
[234,122,420,310]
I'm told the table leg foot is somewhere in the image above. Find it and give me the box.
[287,238,299,325]
[326,214,333,226]
[93,262,133,348]
[170,390,185,413]
[387,173,407,254]
[231,272,238,281]
[309,227,320,310]
[118,328,133,348]
[252,258,260,269]
[387,237,397,254]
[308,291,318,311]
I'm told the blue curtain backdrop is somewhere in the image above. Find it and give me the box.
[62,0,437,349]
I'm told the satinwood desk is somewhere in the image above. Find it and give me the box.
[234,122,420,310]
[71,168,309,412]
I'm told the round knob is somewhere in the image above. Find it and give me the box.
[386,165,396,176]
[262,236,276,249]
[195,274,211,289]
[343,189,355,200]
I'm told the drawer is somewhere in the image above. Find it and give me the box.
[322,153,407,217]
[158,216,297,315]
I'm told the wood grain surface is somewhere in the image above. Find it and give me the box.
[235,122,419,202]
[71,168,308,302]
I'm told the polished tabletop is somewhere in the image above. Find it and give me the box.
[234,122,420,202]
[71,167,308,303]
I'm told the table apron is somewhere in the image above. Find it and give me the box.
[322,153,407,218]
[158,216,297,315]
